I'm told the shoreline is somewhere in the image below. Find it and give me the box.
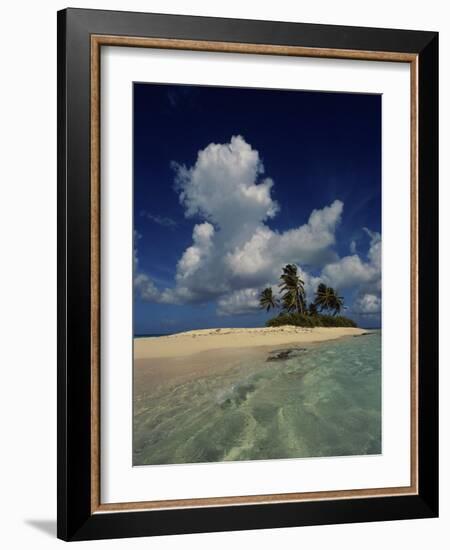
[134,326,368,361]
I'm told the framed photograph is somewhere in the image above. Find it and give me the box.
[57,8,438,541]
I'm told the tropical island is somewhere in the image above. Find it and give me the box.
[259,263,357,328]
[134,263,362,365]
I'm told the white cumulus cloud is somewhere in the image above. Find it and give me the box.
[353,293,382,315]
[176,222,215,281]
[173,136,278,237]
[321,229,381,293]
[134,272,160,301]
[226,199,342,279]
[217,288,262,316]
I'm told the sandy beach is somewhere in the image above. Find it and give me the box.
[134,326,367,360]
[134,326,368,390]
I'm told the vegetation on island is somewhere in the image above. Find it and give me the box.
[259,264,357,328]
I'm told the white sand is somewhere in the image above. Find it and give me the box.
[134,326,367,360]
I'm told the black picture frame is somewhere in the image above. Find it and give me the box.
[57,7,438,541]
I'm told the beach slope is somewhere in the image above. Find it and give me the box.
[134,326,367,360]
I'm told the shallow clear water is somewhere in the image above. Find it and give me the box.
[133,332,381,465]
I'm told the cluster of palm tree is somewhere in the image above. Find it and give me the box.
[259,265,345,317]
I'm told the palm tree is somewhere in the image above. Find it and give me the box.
[329,289,344,316]
[308,301,319,316]
[314,283,334,313]
[314,283,344,315]
[259,287,278,312]
[279,264,306,314]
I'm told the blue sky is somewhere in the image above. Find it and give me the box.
[133,83,381,334]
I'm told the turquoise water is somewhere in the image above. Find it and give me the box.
[133,332,381,465]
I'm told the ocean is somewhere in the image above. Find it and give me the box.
[133,331,381,465]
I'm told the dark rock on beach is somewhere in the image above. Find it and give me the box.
[266,347,307,362]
